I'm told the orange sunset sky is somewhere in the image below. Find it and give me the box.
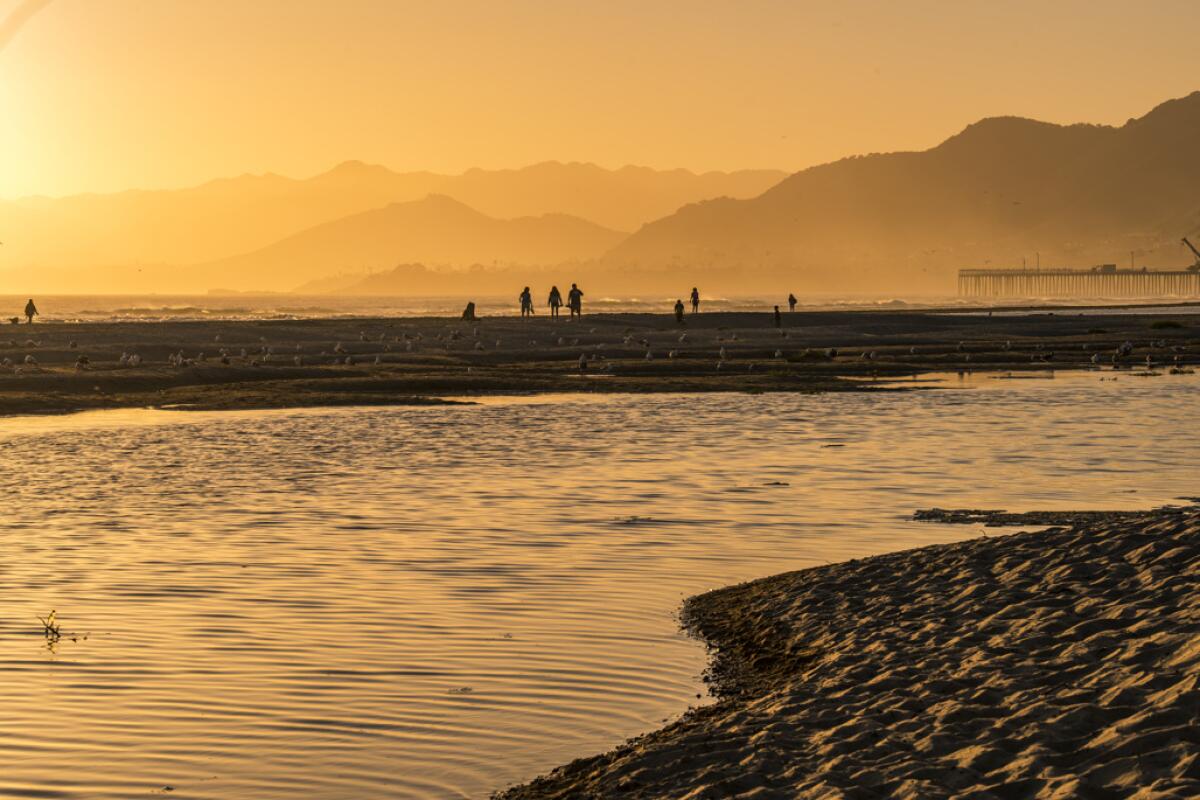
[2,0,1199,199]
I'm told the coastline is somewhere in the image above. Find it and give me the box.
[496,504,1200,798]
[0,307,1194,417]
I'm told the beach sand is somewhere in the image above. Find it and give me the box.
[497,504,1200,798]
[0,308,1195,416]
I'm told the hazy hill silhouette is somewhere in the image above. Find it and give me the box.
[606,92,1200,293]
[198,195,625,290]
[293,262,561,297]
[0,161,783,290]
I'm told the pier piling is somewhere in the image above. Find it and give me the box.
[957,268,1200,298]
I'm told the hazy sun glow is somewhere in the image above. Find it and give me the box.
[2,0,1198,198]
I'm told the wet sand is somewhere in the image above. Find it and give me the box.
[0,307,1196,416]
[497,503,1200,798]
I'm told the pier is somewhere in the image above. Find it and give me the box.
[958,267,1200,298]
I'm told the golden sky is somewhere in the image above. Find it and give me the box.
[1,0,1198,198]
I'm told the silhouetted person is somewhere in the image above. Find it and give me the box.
[690,287,700,313]
[461,301,478,321]
[567,283,584,319]
[24,299,38,324]
[548,286,563,318]
[674,299,685,324]
[788,293,797,312]
[773,305,782,329]
[519,287,534,318]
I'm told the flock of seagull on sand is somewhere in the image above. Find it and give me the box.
[0,320,1193,377]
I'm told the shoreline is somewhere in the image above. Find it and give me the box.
[496,503,1200,798]
[0,307,1195,418]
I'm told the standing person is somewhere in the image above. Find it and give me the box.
[674,299,685,324]
[23,299,38,324]
[773,305,782,329]
[788,293,797,312]
[567,283,584,319]
[690,287,700,314]
[519,287,534,318]
[548,285,563,318]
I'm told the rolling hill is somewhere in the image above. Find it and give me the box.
[198,194,626,290]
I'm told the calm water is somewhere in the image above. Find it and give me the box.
[1,374,1198,799]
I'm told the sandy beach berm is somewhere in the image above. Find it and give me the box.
[498,504,1200,798]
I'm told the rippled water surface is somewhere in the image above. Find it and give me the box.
[2,375,1198,799]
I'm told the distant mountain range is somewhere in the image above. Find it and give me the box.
[6,92,1200,296]
[0,161,784,292]
[605,92,1200,293]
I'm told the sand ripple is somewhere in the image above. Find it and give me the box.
[501,506,1200,798]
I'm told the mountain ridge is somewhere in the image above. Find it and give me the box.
[0,161,787,291]
[603,91,1200,293]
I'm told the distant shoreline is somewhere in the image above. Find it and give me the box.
[0,307,1194,418]
[4,296,1200,324]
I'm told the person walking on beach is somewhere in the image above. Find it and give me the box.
[519,287,534,318]
[690,287,700,314]
[674,299,686,324]
[567,283,584,319]
[788,293,797,312]
[23,299,38,324]
[548,285,563,318]
[773,305,782,329]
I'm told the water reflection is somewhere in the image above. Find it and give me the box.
[0,375,1197,799]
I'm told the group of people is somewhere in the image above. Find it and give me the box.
[672,289,798,323]
[499,287,800,321]
[518,284,585,319]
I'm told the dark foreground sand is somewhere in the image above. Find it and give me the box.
[497,504,1200,799]
[0,307,1196,415]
